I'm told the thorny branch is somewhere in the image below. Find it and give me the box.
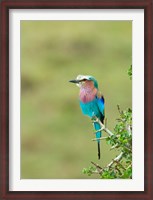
[86,107,132,178]
[92,116,132,151]
[90,152,124,175]
[106,152,123,168]
[92,117,114,136]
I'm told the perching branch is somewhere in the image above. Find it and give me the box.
[92,116,132,152]
[92,117,114,136]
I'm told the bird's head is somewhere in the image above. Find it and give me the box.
[69,75,98,89]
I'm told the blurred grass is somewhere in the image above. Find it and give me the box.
[21,21,132,179]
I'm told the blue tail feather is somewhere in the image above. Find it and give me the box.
[94,122,102,159]
[94,122,102,141]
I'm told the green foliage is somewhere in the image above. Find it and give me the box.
[82,166,96,176]
[101,169,117,179]
[109,107,132,151]
[82,107,132,179]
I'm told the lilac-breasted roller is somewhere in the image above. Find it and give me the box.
[69,75,105,159]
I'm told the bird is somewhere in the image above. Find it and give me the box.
[69,75,105,159]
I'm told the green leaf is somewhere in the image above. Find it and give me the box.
[127,65,132,79]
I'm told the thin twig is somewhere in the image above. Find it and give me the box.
[123,145,132,152]
[106,152,123,169]
[91,161,103,169]
[90,170,101,174]
[93,128,105,133]
[91,161,103,174]
[115,166,122,174]
[126,124,132,136]
[114,160,126,170]
[117,105,123,115]
[110,143,119,150]
[92,136,108,141]
[126,164,132,170]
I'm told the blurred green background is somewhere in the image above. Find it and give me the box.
[21,21,132,179]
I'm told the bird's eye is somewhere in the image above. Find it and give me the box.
[82,78,87,81]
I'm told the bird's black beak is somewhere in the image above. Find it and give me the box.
[69,79,80,83]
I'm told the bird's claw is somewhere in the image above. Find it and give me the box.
[91,116,98,122]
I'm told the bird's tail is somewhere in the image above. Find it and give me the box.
[93,122,101,159]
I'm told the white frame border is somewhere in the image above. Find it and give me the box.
[9,9,144,191]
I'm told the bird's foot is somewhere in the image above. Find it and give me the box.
[91,116,98,123]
